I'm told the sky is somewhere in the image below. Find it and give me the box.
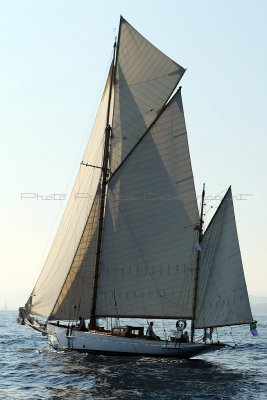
[0,0,266,310]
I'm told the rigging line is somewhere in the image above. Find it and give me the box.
[110,102,180,168]
[205,187,229,205]
[204,205,217,216]
[108,84,184,183]
[206,191,245,323]
[31,59,112,292]
[105,190,166,316]
[80,48,114,157]
[166,226,198,312]
[75,300,81,326]
[36,193,95,292]
[115,209,158,297]
[234,331,250,346]
[116,72,182,89]
[89,35,118,329]
[179,234,198,313]
[197,200,223,327]
[83,133,105,163]
[39,138,105,291]
[74,157,82,260]
[54,196,100,322]
[206,229,229,324]
[230,327,237,346]
[48,189,101,319]
[113,290,120,322]
[111,101,158,131]
[69,267,83,323]
[105,191,195,313]
[33,161,103,292]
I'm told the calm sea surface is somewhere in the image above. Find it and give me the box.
[0,311,266,399]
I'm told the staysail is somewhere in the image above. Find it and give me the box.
[49,187,101,321]
[26,69,112,318]
[194,188,253,328]
[96,89,199,319]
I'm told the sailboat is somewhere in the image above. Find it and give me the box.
[18,17,255,358]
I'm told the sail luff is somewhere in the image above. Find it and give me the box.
[27,67,112,319]
[51,188,102,321]
[48,185,101,321]
[48,209,95,321]
[191,184,205,342]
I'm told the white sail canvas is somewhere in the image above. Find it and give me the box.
[195,188,253,328]
[97,89,199,319]
[110,17,185,172]
[49,187,101,321]
[20,17,254,360]
[27,70,112,318]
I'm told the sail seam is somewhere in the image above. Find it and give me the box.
[108,86,184,183]
[49,185,101,320]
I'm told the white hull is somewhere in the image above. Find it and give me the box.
[47,324,224,359]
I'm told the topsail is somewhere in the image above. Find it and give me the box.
[110,17,185,172]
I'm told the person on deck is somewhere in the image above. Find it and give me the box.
[78,316,86,331]
[181,331,190,343]
[146,322,160,340]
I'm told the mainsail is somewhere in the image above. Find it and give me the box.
[194,188,253,328]
[97,89,199,319]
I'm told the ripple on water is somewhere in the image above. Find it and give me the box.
[0,311,267,399]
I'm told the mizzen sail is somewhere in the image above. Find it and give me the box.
[194,188,253,328]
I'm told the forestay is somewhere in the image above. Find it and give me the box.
[49,187,101,321]
[27,71,112,318]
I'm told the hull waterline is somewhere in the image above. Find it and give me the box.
[47,324,225,359]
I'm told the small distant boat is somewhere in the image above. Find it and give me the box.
[19,16,255,358]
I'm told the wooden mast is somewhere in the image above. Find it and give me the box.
[89,38,117,330]
[190,183,205,342]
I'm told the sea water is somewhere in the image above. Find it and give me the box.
[0,311,266,399]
